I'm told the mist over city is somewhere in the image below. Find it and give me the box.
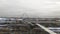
[0,0,60,18]
[0,0,60,34]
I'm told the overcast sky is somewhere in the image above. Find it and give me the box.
[0,0,60,18]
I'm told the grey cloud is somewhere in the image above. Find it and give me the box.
[0,0,60,18]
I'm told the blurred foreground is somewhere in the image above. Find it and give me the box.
[0,17,60,34]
